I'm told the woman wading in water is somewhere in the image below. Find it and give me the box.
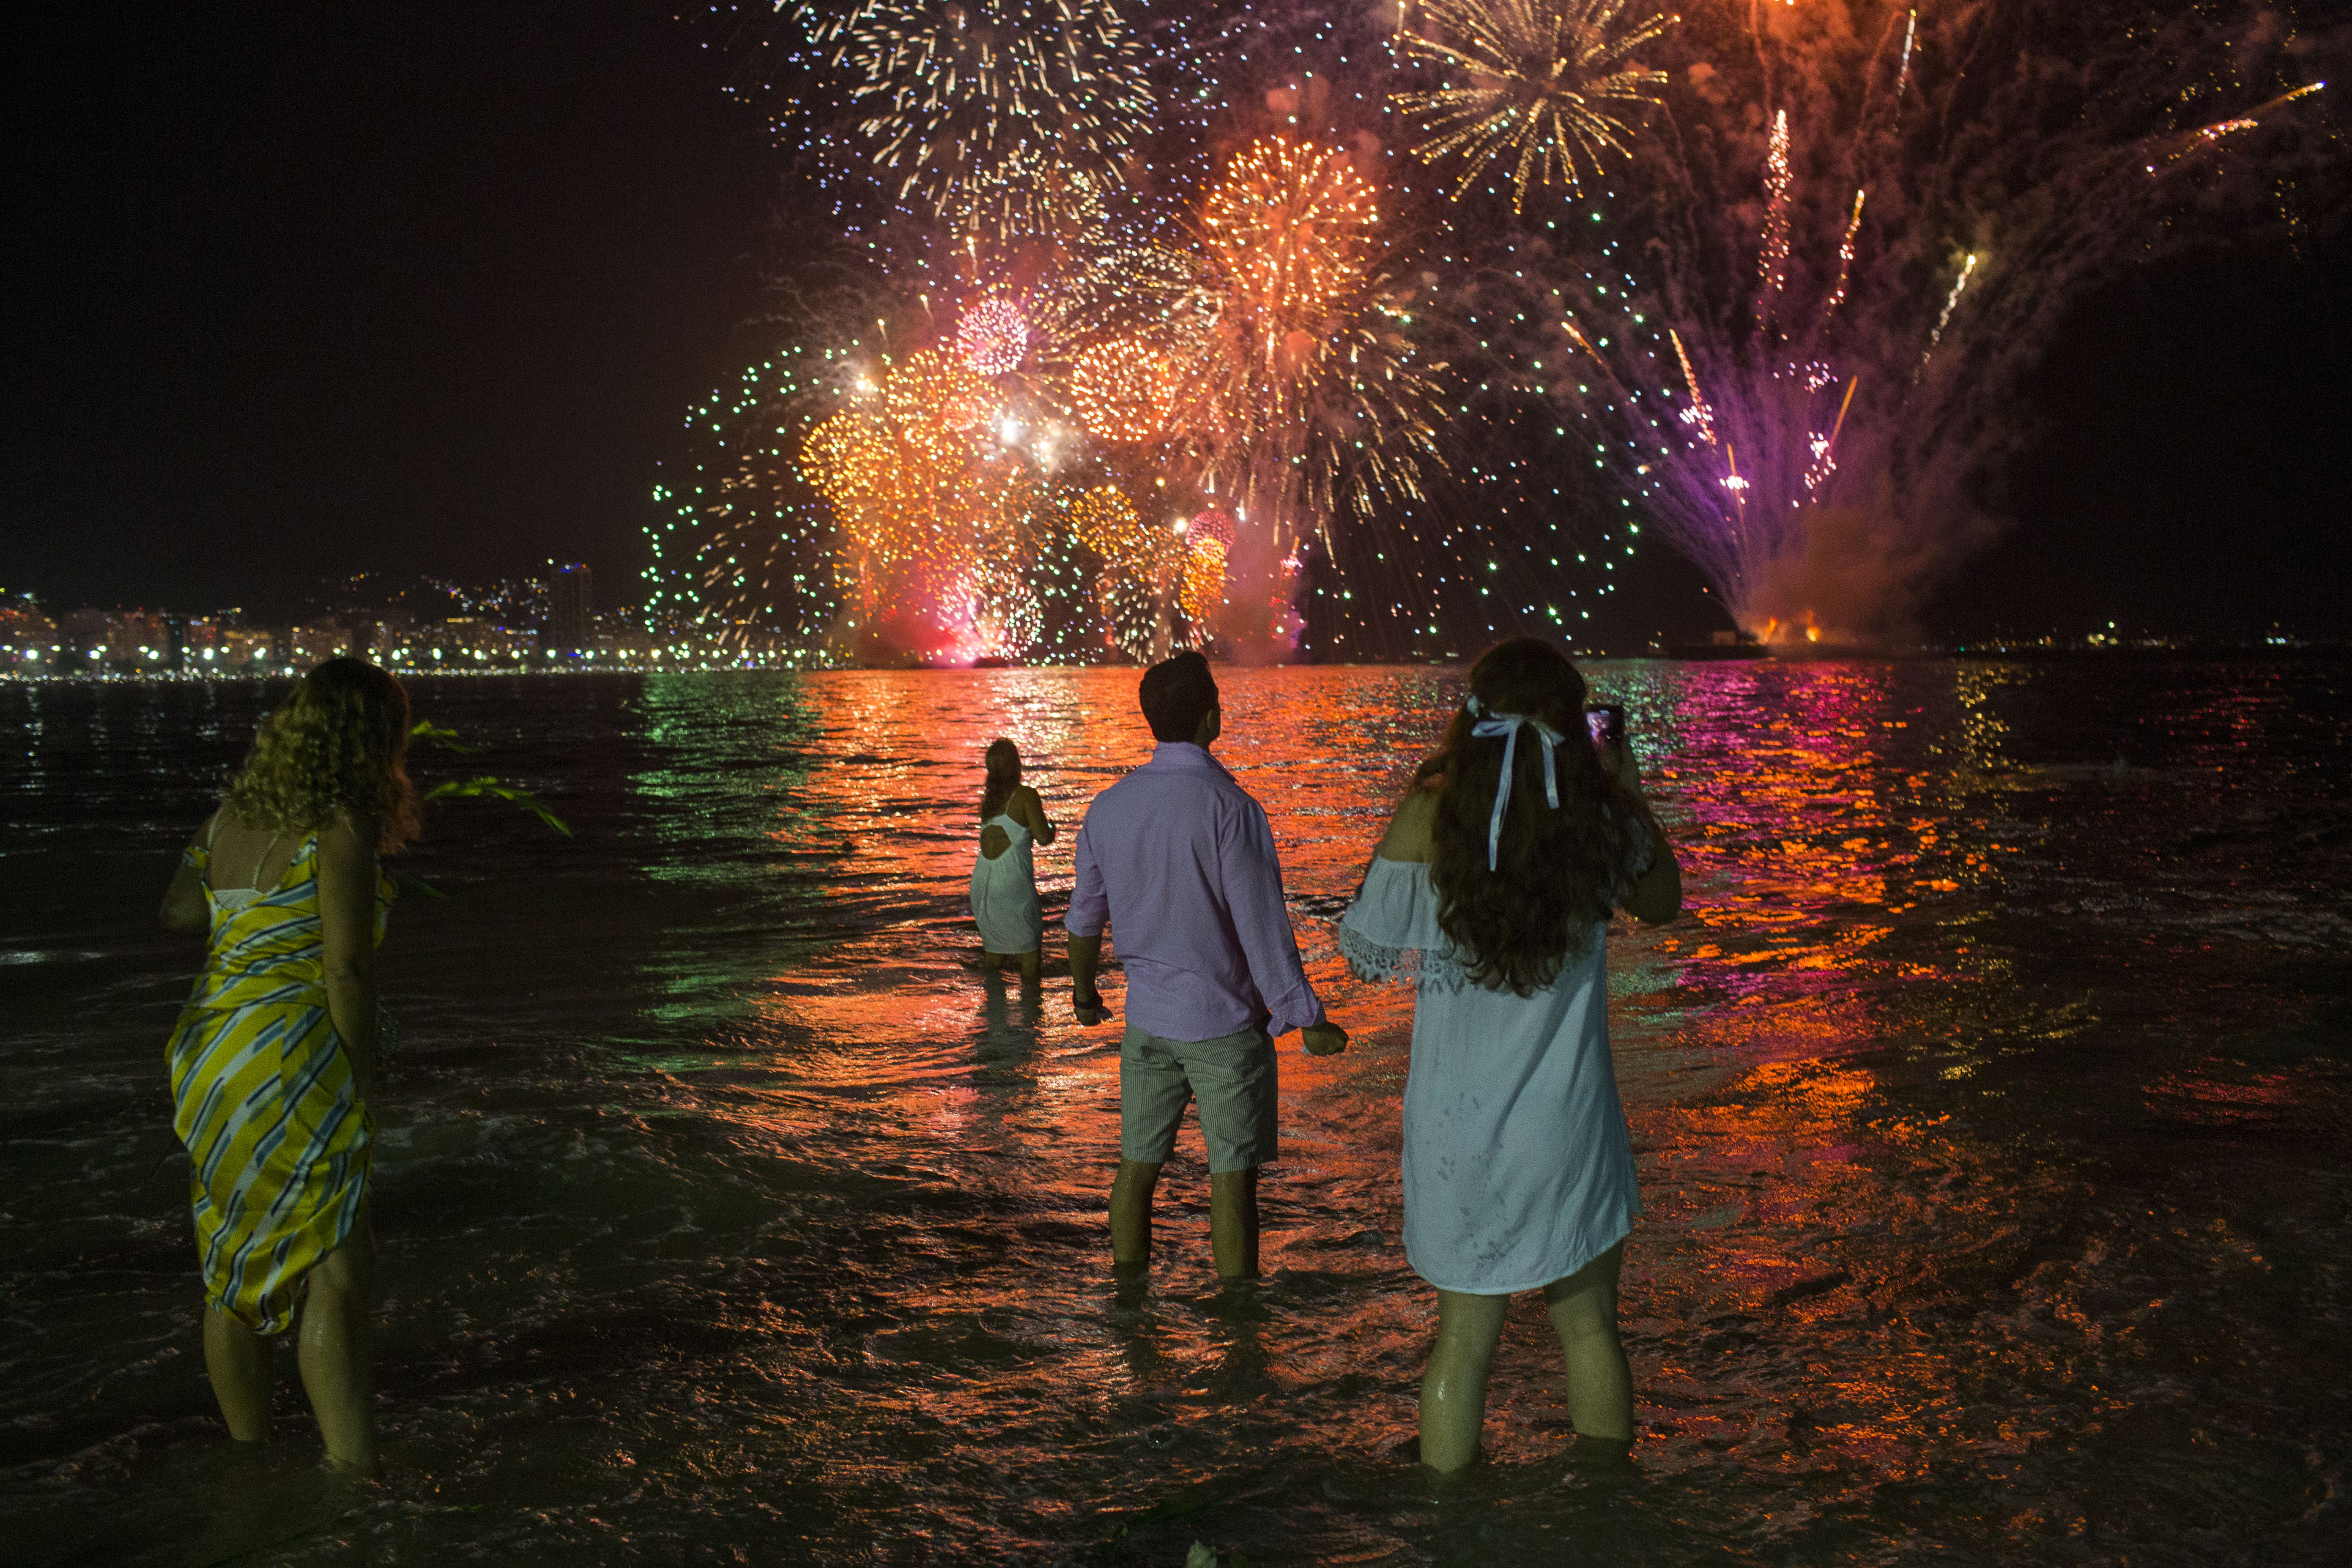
[1339,638,1681,1472]
[969,737,1056,981]
[158,657,415,1475]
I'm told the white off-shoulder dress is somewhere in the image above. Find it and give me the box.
[1338,847,1648,1295]
[969,813,1044,955]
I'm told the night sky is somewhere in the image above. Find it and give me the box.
[7,2,2347,643]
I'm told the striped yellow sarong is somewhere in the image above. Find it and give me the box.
[166,833,393,1334]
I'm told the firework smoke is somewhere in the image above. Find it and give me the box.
[1489,0,2337,643]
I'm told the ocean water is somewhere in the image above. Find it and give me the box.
[2,660,2347,1566]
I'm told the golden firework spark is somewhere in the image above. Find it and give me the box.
[1066,338,1179,443]
[1179,536,1229,627]
[1201,137,1382,324]
[1394,0,1678,212]
[1070,484,1188,658]
[1162,137,1441,537]
[800,348,1033,620]
[834,0,1153,238]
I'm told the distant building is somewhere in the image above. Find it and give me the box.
[112,610,170,669]
[47,607,172,672]
[0,594,58,675]
[215,624,275,670]
[287,622,351,667]
[400,616,539,668]
[549,564,593,651]
[173,612,275,673]
[58,608,112,670]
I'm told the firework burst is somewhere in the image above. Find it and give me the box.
[1017,135,1450,653]
[1066,337,1179,442]
[832,0,1154,239]
[799,347,1048,655]
[1175,138,1443,531]
[1200,134,1383,320]
[1178,507,1236,628]
[643,352,844,655]
[954,296,1033,374]
[1501,0,2334,643]
[1394,0,1678,213]
[1070,484,1191,658]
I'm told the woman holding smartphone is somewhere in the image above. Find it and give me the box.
[1339,637,1680,1472]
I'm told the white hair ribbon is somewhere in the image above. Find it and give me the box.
[1466,695,1563,871]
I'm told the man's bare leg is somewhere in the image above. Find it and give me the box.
[1209,1166,1261,1280]
[1017,949,1042,982]
[980,950,1005,972]
[202,1305,274,1442]
[1111,1160,1162,1264]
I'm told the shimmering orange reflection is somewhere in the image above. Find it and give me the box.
[719,668,1454,1222]
[1586,659,2062,1472]
[693,663,2078,1482]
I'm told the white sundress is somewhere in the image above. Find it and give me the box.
[1338,841,1650,1295]
[969,813,1043,955]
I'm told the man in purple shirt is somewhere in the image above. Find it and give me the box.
[1067,651,1348,1281]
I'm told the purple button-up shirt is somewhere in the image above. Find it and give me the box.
[1066,742,1326,1043]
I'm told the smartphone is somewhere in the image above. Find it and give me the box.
[1585,704,1626,750]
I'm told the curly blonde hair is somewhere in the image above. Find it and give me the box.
[222,657,420,854]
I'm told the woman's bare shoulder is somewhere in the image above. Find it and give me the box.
[1375,783,1440,863]
[318,805,378,859]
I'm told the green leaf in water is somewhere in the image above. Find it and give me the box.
[409,719,480,753]
[419,776,572,837]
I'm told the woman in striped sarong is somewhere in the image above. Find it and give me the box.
[159,657,417,1475]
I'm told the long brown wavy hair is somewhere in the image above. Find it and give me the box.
[222,658,420,854]
[1417,638,1639,996]
[980,738,1021,820]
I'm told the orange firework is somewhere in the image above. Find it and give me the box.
[1070,485,1187,658]
[800,349,1032,621]
[1179,536,1228,627]
[1200,137,1380,324]
[1177,506,1235,629]
[883,348,994,463]
[1155,136,1440,559]
[1067,339,1179,443]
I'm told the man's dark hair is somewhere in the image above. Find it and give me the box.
[1139,650,1219,743]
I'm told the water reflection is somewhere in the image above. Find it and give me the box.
[2,661,2347,1564]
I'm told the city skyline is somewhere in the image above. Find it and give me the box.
[4,567,2331,680]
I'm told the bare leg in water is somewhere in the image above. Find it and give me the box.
[1418,1242,1631,1473]
[980,949,1044,981]
[1110,1160,1261,1280]
[202,1306,274,1444]
[298,1225,380,1475]
[203,1223,379,1475]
